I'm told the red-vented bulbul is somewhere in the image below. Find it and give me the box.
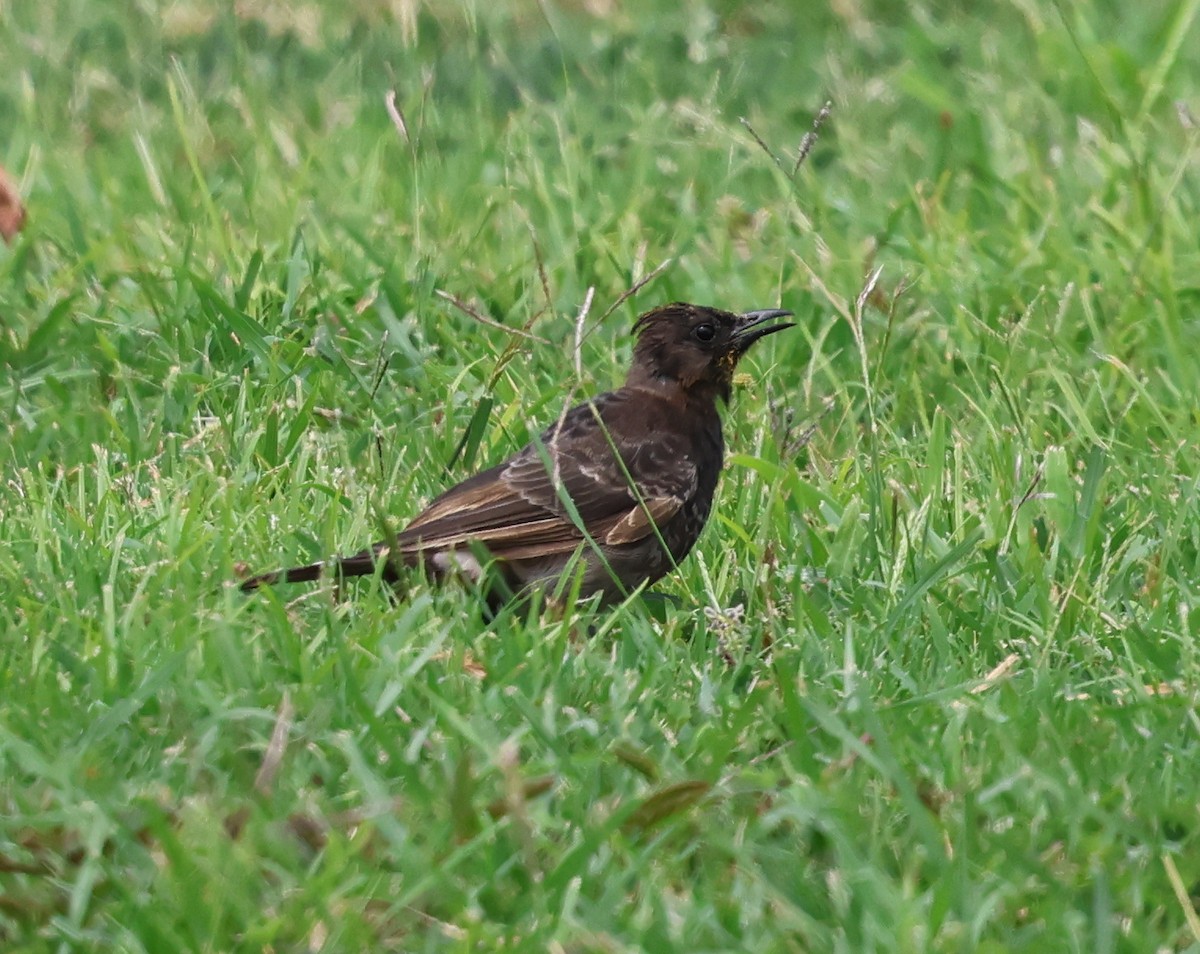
[239,302,793,604]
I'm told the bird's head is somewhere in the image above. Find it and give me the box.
[627,302,794,402]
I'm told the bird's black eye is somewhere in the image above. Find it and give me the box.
[693,323,716,343]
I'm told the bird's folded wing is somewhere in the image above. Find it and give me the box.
[395,400,697,557]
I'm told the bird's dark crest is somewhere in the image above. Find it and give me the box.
[628,302,792,402]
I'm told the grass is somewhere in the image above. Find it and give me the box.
[2,0,1200,949]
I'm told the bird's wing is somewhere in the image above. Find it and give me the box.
[395,394,698,558]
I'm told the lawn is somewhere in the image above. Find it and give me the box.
[2,0,1200,950]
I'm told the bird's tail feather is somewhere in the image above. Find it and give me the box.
[239,549,386,592]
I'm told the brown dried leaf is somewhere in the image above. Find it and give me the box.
[611,741,660,781]
[254,691,295,795]
[485,774,556,819]
[622,780,712,833]
[0,163,26,242]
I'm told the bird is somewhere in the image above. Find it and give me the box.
[238,301,793,605]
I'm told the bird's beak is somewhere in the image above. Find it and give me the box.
[731,308,795,353]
